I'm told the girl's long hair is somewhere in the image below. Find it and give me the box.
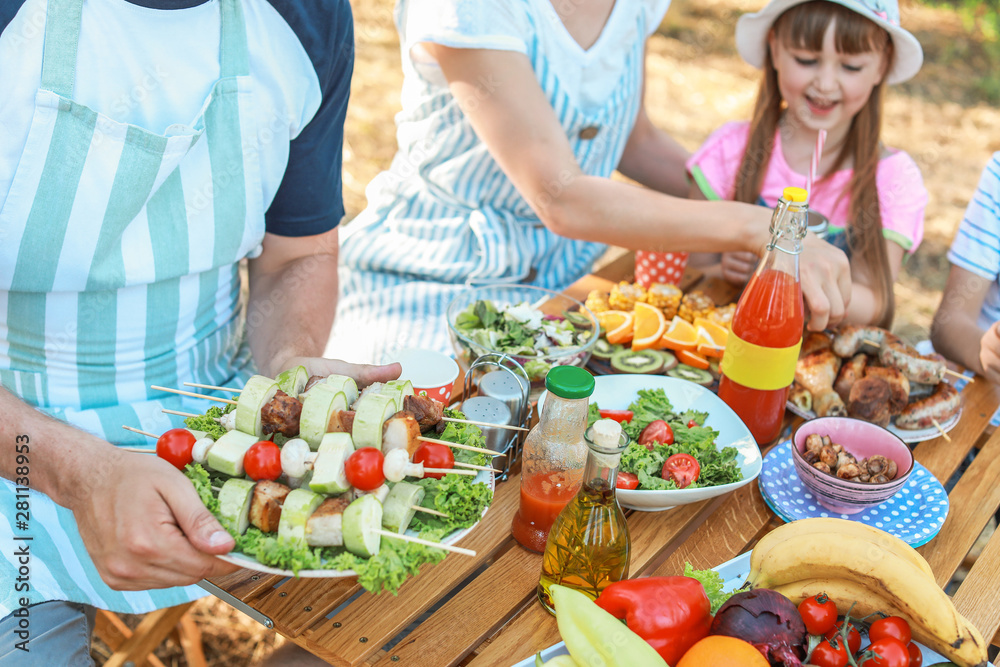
[733,1,896,327]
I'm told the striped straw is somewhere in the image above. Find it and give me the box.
[806,129,827,202]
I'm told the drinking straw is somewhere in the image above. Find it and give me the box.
[806,129,827,202]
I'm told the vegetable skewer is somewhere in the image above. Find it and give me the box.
[151,385,237,405]
[183,381,242,393]
[374,530,475,556]
[418,436,502,457]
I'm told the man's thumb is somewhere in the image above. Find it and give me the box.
[171,484,235,554]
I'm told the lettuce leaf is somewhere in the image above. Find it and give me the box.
[183,406,229,440]
[684,562,734,614]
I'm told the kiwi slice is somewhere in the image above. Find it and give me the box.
[610,349,667,374]
[592,338,624,361]
[667,363,714,386]
[659,350,679,373]
[708,357,721,380]
[563,310,592,328]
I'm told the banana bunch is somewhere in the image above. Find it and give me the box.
[747,518,988,667]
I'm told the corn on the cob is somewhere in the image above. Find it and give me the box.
[678,290,714,323]
[608,281,647,311]
[708,303,736,329]
[646,283,683,320]
[584,290,611,315]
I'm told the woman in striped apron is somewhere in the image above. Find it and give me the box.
[0,0,383,662]
[331,0,853,365]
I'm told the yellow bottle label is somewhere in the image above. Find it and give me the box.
[720,331,802,391]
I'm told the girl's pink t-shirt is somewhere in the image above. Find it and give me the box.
[687,121,927,252]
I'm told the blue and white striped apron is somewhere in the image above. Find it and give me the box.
[332,6,646,363]
[0,0,262,615]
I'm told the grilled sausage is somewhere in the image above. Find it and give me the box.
[895,382,961,430]
[878,339,946,384]
[831,325,891,358]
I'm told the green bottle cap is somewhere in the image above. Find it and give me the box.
[544,366,595,399]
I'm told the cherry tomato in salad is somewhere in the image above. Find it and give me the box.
[906,642,922,667]
[616,472,639,490]
[798,593,839,636]
[345,447,385,490]
[244,441,282,481]
[859,637,910,667]
[638,420,673,448]
[599,409,633,424]
[156,428,196,470]
[810,638,848,667]
[661,453,700,489]
[870,616,912,646]
[413,442,455,480]
[687,419,698,428]
[825,622,861,655]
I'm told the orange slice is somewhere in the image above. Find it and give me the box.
[601,310,634,345]
[660,316,697,352]
[693,318,730,346]
[631,302,667,351]
[694,326,725,358]
[678,349,711,370]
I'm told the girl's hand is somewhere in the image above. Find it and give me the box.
[720,251,757,285]
[799,235,851,331]
[979,322,1000,385]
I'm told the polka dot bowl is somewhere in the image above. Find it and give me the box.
[792,417,914,515]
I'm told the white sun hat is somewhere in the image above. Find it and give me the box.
[735,0,924,85]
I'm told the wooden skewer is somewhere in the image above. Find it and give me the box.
[862,339,881,349]
[121,446,155,453]
[418,436,502,457]
[413,505,449,517]
[122,425,159,439]
[162,408,202,418]
[930,417,952,442]
[151,385,238,405]
[441,417,528,432]
[184,381,242,394]
[423,467,477,476]
[944,368,972,382]
[374,529,476,556]
[454,461,502,474]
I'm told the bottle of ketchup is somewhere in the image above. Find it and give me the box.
[718,186,807,445]
[511,366,594,552]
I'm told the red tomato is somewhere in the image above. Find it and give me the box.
[244,441,282,481]
[638,420,673,448]
[616,472,639,490]
[661,453,700,488]
[860,637,910,667]
[825,622,861,655]
[811,638,848,667]
[599,409,633,424]
[413,442,455,480]
[345,447,385,490]
[906,642,922,667]
[870,616,912,645]
[687,419,698,428]
[156,428,196,470]
[798,594,838,635]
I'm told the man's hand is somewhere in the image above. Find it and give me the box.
[719,251,757,286]
[279,357,402,389]
[799,235,851,331]
[69,449,238,590]
[980,322,1000,385]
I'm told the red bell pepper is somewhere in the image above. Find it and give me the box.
[594,576,712,665]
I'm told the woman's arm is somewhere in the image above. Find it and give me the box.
[931,264,996,381]
[843,240,905,326]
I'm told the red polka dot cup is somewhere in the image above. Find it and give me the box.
[384,348,460,404]
[635,250,689,287]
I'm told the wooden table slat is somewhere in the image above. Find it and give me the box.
[204,570,285,603]
[952,518,1000,654]
[255,577,360,638]
[918,427,1000,587]
[298,474,521,666]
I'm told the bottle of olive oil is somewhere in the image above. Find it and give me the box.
[537,418,631,613]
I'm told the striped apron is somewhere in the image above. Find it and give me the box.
[0,0,263,615]
[331,5,646,364]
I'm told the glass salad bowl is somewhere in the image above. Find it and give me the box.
[446,285,599,400]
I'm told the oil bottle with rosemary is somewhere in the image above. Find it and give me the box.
[537,418,631,613]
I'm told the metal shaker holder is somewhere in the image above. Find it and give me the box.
[460,353,532,481]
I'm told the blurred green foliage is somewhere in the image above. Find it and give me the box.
[919,0,1000,102]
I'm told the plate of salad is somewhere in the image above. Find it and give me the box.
[178,376,495,594]
[446,285,598,397]
[541,375,761,511]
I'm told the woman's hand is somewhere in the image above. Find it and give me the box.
[719,251,757,285]
[799,234,852,331]
[280,357,401,389]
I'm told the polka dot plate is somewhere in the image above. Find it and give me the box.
[759,440,949,547]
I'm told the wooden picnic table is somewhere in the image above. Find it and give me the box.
[203,253,1000,666]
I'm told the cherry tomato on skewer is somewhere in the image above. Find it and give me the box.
[156,428,196,470]
[345,447,385,491]
[244,441,282,481]
[413,442,455,479]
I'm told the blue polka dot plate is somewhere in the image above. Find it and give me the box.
[759,440,948,547]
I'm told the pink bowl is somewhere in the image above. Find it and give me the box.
[791,417,914,515]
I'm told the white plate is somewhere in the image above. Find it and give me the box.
[540,375,761,511]
[512,551,948,667]
[786,402,962,444]
[216,469,494,577]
